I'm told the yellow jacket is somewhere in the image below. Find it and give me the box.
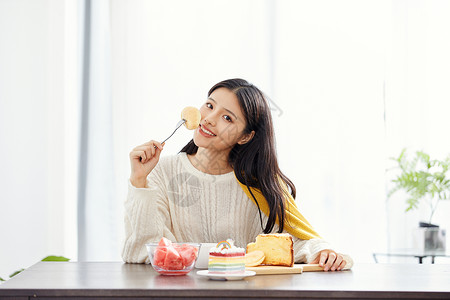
[237,178,321,240]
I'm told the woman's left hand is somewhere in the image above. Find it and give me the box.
[311,249,347,271]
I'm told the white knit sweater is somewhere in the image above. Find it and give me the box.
[122,152,353,267]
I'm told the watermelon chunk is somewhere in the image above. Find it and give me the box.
[164,246,183,270]
[158,237,172,247]
[153,246,167,268]
[178,246,197,267]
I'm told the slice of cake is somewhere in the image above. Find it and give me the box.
[246,233,294,267]
[208,239,245,274]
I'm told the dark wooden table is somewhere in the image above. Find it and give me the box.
[1,262,450,299]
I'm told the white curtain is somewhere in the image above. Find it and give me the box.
[78,0,119,261]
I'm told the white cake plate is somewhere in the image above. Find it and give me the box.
[196,270,256,281]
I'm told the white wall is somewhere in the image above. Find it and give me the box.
[101,0,450,262]
[0,0,70,279]
[385,0,450,251]
[108,0,391,263]
[273,0,389,260]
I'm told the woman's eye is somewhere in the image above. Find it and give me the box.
[206,103,213,109]
[224,115,232,122]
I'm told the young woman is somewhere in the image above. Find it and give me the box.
[123,78,353,271]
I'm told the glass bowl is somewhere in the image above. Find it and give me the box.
[146,242,200,275]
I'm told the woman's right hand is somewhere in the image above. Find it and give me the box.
[129,140,164,188]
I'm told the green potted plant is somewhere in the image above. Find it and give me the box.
[388,149,449,251]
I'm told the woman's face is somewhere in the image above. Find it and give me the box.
[193,87,250,153]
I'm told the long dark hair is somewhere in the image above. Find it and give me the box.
[180,78,296,233]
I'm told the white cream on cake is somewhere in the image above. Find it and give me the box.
[210,245,245,254]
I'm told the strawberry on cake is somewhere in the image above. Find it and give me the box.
[208,239,245,274]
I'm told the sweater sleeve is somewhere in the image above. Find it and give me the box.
[255,217,354,268]
[292,236,354,268]
[121,168,176,264]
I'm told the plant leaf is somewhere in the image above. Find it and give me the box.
[9,269,25,278]
[41,256,70,262]
[405,198,419,211]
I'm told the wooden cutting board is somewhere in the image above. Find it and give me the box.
[301,264,351,272]
[301,264,326,272]
[246,264,303,275]
[246,264,325,275]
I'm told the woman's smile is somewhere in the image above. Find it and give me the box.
[198,124,216,137]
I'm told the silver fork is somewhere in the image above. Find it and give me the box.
[141,119,187,161]
[160,119,186,144]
